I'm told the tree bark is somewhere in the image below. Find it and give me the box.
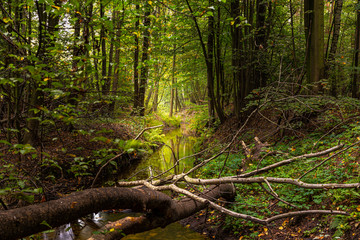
[304,0,324,92]
[133,4,140,111]
[138,3,151,116]
[170,45,176,117]
[0,185,235,240]
[100,0,108,94]
[325,0,343,96]
[352,0,360,98]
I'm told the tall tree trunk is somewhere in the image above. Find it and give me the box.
[254,0,267,88]
[138,2,151,116]
[133,4,140,111]
[185,0,225,123]
[110,6,124,113]
[170,45,176,117]
[207,0,216,121]
[290,0,297,68]
[325,0,343,96]
[100,0,108,94]
[352,0,360,98]
[207,0,226,123]
[215,4,224,116]
[23,0,61,145]
[231,0,243,118]
[304,0,324,92]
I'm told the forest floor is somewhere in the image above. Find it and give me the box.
[1,118,139,206]
[180,103,360,240]
[2,102,360,239]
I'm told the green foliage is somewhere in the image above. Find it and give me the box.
[0,162,42,204]
[330,216,351,238]
[143,128,165,143]
[69,157,91,177]
[197,98,360,236]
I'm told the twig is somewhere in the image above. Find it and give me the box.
[134,125,163,140]
[299,140,360,180]
[0,198,8,210]
[259,182,298,208]
[236,144,344,178]
[91,151,126,188]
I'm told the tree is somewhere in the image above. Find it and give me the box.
[304,0,324,91]
[325,0,343,96]
[352,0,360,98]
[138,1,151,116]
[133,3,140,112]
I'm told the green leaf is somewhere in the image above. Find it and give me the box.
[41,220,52,229]
[0,140,11,146]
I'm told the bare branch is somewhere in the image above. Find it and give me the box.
[299,140,360,180]
[134,124,163,140]
[184,176,360,189]
[236,144,344,178]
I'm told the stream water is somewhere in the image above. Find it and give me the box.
[40,128,207,240]
[127,128,198,180]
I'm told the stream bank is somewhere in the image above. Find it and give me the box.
[37,125,209,240]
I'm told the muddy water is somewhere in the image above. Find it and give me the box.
[43,128,206,240]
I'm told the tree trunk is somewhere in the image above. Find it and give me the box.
[352,0,360,98]
[133,4,140,111]
[138,3,151,116]
[0,185,235,240]
[100,0,108,94]
[170,45,176,117]
[304,0,324,92]
[231,0,243,118]
[254,0,268,88]
[325,0,343,97]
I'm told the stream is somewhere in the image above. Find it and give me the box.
[41,128,207,240]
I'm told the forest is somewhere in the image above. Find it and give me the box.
[1,0,360,239]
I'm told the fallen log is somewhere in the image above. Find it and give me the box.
[89,184,235,240]
[0,184,235,240]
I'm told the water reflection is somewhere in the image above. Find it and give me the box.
[130,128,196,179]
[44,211,207,240]
[122,222,207,240]
[40,128,202,240]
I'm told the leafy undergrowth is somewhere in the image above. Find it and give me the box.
[187,96,360,239]
[0,115,165,208]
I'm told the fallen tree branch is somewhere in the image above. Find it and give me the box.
[236,144,344,178]
[114,180,348,234]
[299,140,360,180]
[184,175,360,189]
